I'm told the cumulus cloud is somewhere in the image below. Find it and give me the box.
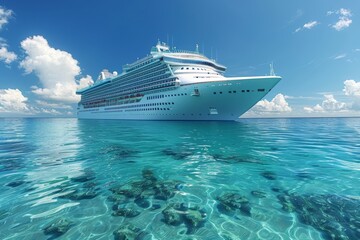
[77,75,94,90]
[295,21,319,32]
[0,46,17,64]
[252,94,292,113]
[19,35,94,103]
[333,18,352,31]
[343,80,360,96]
[304,95,347,113]
[329,8,352,31]
[0,88,29,113]
[0,88,74,116]
[0,7,17,65]
[0,6,13,30]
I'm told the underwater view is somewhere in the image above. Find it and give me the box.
[0,118,359,240]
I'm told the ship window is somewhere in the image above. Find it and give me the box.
[220,92,222,94]
[186,68,189,70]
[242,90,245,93]
[213,92,216,94]
[247,90,250,92]
[258,89,265,92]
[233,91,236,93]
[229,91,232,93]
[181,67,184,70]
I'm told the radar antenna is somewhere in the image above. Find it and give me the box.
[195,44,199,53]
[270,62,275,76]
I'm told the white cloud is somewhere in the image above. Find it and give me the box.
[0,6,13,30]
[295,21,319,32]
[304,94,347,113]
[0,88,29,113]
[333,17,352,31]
[0,88,74,116]
[41,108,61,115]
[252,94,292,113]
[19,35,94,103]
[334,53,346,60]
[77,75,94,90]
[339,8,351,17]
[329,8,352,31]
[304,21,318,29]
[0,46,17,63]
[343,80,360,96]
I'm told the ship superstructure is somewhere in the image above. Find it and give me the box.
[76,42,281,120]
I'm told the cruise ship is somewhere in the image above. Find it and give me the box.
[76,42,281,121]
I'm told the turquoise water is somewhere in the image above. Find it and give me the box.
[0,118,359,240]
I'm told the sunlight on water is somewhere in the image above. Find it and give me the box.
[0,118,359,240]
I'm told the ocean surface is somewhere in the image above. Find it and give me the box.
[0,118,359,240]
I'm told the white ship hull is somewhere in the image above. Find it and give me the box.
[77,76,280,121]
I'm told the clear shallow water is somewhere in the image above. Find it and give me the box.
[0,118,359,240]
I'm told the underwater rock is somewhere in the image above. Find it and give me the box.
[212,154,263,165]
[139,189,156,199]
[142,169,157,182]
[112,207,141,218]
[109,169,183,220]
[154,187,174,200]
[43,218,73,236]
[108,194,127,203]
[134,198,150,209]
[162,148,193,160]
[278,193,360,240]
[6,180,26,187]
[150,203,162,211]
[271,187,281,193]
[162,203,207,234]
[295,172,314,180]
[109,169,182,201]
[82,181,97,188]
[104,145,138,159]
[277,194,295,212]
[251,191,267,198]
[113,223,143,240]
[217,192,251,216]
[260,171,277,180]
[115,149,138,158]
[162,204,183,226]
[183,207,207,234]
[110,183,141,198]
[63,188,98,200]
[217,192,249,210]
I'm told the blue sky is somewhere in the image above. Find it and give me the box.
[0,0,359,117]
